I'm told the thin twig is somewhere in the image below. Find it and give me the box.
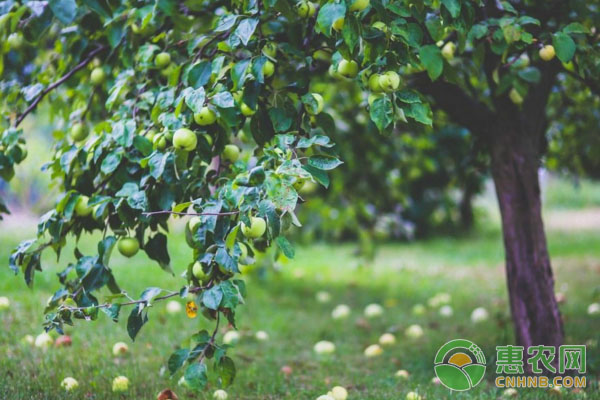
[142,210,239,217]
[198,312,221,364]
[14,45,107,127]
[62,284,210,312]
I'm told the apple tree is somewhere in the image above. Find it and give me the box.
[1,0,599,387]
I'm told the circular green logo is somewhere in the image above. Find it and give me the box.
[434,339,486,391]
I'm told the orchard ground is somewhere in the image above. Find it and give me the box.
[1,177,600,399]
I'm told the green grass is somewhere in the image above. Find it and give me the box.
[543,175,600,210]
[1,220,599,399]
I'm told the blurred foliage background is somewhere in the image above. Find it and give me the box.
[3,97,600,254]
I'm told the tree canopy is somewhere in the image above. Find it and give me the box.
[1,0,599,390]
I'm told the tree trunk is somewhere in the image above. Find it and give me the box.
[490,123,564,358]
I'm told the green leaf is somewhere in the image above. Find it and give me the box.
[100,151,123,175]
[562,22,588,34]
[215,15,239,32]
[369,96,394,131]
[230,60,250,91]
[215,247,239,274]
[404,103,433,126]
[234,18,258,46]
[419,45,444,81]
[145,234,172,274]
[98,236,117,266]
[553,32,576,63]
[441,0,460,18]
[187,61,212,88]
[168,348,190,375]
[307,155,342,171]
[342,14,360,51]
[275,236,295,259]
[127,191,149,211]
[220,281,242,309]
[268,107,293,133]
[396,90,422,104]
[184,363,208,391]
[140,287,162,303]
[216,356,236,387]
[133,135,152,156]
[302,165,329,188]
[518,67,541,83]
[468,24,488,41]
[316,3,346,37]
[202,285,223,310]
[425,16,444,42]
[184,87,206,114]
[101,304,121,322]
[127,303,148,341]
[297,135,333,149]
[212,91,234,108]
[49,0,76,24]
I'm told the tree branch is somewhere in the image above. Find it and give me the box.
[14,45,107,127]
[411,73,495,135]
[142,210,239,217]
[62,284,211,312]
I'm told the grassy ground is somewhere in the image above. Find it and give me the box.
[1,214,599,399]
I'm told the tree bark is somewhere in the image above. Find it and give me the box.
[490,122,564,357]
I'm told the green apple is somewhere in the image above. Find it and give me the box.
[368,74,382,92]
[118,237,139,257]
[222,144,240,163]
[74,195,92,217]
[332,17,344,32]
[337,59,359,78]
[90,67,106,85]
[192,261,208,281]
[304,93,324,115]
[349,0,370,12]
[188,216,201,232]
[509,88,524,105]
[112,341,129,356]
[213,389,229,400]
[155,52,171,68]
[313,49,332,61]
[61,377,79,391]
[194,107,217,125]
[296,1,316,18]
[153,134,167,151]
[263,60,275,78]
[539,45,555,61]
[70,122,88,142]
[173,128,197,151]
[262,42,277,58]
[372,21,388,33]
[17,144,27,161]
[328,64,343,79]
[441,41,456,61]
[241,217,267,239]
[293,177,306,191]
[7,33,24,50]
[112,376,130,393]
[238,242,248,260]
[144,129,157,142]
[240,103,256,116]
[379,71,400,92]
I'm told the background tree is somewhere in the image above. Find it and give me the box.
[1,0,598,389]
